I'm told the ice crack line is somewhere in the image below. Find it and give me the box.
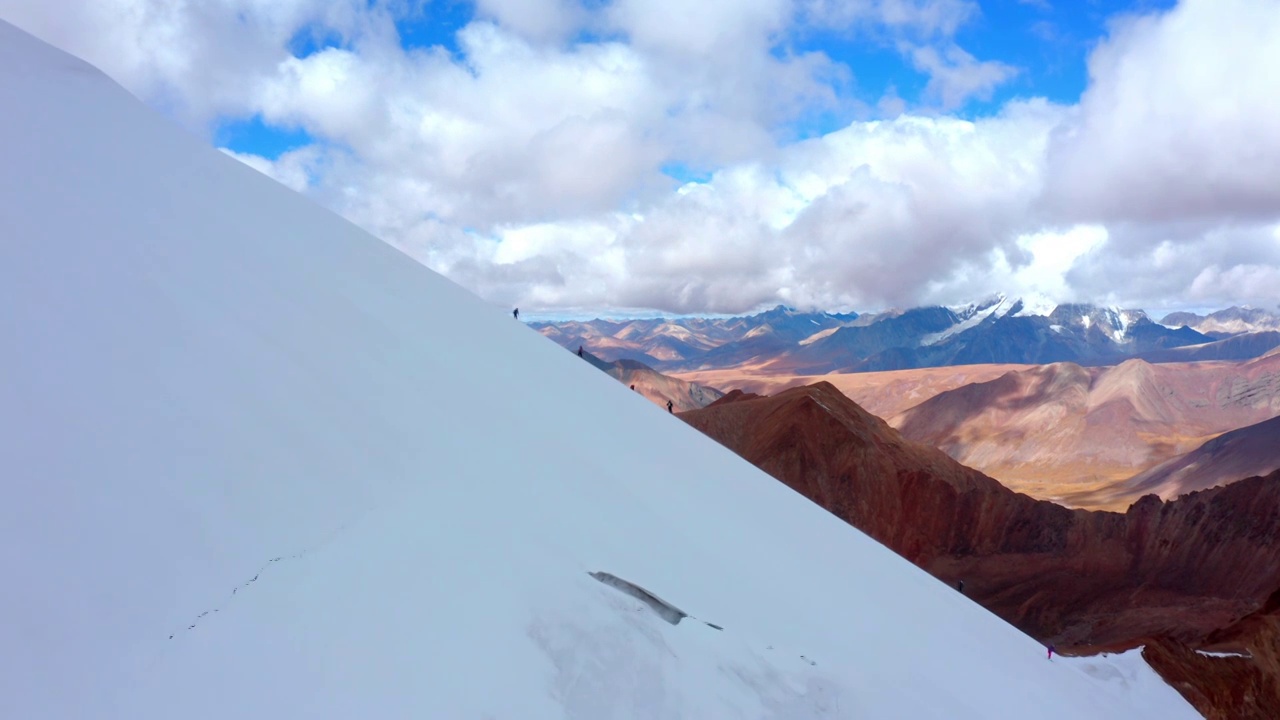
[167,516,362,640]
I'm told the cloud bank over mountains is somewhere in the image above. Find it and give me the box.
[5,0,1278,314]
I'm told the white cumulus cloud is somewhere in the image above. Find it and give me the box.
[2,0,1279,315]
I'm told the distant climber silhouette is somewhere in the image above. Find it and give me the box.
[1047,644,1055,660]
[956,579,964,593]
[513,307,519,320]
[666,399,674,413]
[577,346,584,358]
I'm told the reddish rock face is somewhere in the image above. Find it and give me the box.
[680,381,1280,715]
[1141,590,1280,720]
[1141,638,1277,720]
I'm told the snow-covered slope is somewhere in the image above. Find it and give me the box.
[0,21,1198,719]
[925,294,1015,346]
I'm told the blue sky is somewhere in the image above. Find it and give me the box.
[945,0,1177,110]
[218,0,1178,162]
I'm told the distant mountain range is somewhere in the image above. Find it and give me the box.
[1161,306,1280,338]
[1101,414,1280,505]
[890,351,1280,508]
[534,298,1280,373]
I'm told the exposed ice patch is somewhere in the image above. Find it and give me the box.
[528,591,843,720]
[589,571,691,626]
[1196,650,1253,659]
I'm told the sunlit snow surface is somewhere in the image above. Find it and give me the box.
[0,20,1200,720]
[924,295,1014,346]
[1011,292,1060,318]
[1061,649,1199,712]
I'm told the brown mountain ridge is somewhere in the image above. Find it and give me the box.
[681,382,1280,717]
[1102,414,1280,506]
[889,353,1280,508]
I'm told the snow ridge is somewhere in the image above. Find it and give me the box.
[0,20,1198,720]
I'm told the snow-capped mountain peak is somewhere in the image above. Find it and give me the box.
[1047,303,1150,343]
[924,295,1014,346]
[1009,292,1060,318]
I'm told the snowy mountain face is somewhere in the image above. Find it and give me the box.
[1010,293,1060,318]
[783,300,1214,373]
[925,294,1018,346]
[1047,303,1148,344]
[0,21,1201,719]
[947,293,1013,321]
[784,306,962,373]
